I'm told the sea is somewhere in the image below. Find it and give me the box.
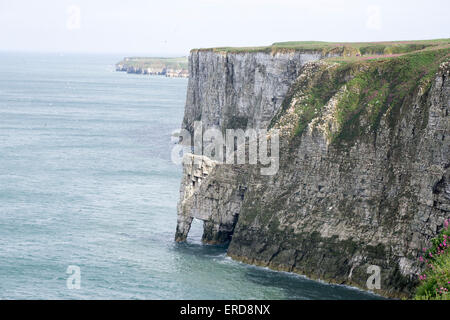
[0,52,381,299]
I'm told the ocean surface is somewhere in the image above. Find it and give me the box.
[0,53,381,299]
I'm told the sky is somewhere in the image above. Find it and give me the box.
[0,0,449,56]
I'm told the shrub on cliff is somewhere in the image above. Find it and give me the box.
[414,218,450,300]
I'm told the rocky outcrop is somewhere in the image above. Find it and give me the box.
[182,50,326,133]
[175,154,245,244]
[166,68,189,78]
[116,57,189,78]
[175,47,450,298]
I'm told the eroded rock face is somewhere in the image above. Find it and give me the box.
[176,50,329,243]
[175,154,247,244]
[227,62,449,298]
[182,50,325,132]
[175,49,450,298]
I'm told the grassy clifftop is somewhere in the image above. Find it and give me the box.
[193,39,450,58]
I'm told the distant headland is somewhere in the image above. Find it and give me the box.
[116,57,189,78]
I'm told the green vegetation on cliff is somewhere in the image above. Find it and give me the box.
[414,219,450,300]
[273,47,449,146]
[331,48,449,145]
[195,39,450,57]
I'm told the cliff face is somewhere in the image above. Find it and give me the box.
[176,49,329,244]
[182,50,326,132]
[175,47,450,298]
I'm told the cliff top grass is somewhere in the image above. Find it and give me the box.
[193,39,450,59]
[116,57,188,69]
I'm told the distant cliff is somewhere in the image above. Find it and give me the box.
[175,40,450,298]
[116,57,189,78]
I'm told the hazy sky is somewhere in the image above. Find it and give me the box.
[1,0,449,55]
